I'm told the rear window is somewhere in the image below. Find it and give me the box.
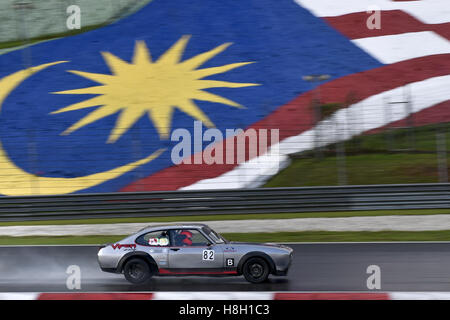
[135,230,170,246]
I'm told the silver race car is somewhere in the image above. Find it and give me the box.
[98,223,293,284]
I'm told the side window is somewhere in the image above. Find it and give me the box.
[170,229,210,246]
[135,230,170,247]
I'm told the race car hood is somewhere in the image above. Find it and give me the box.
[228,241,293,252]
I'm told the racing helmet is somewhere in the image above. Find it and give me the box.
[180,230,193,245]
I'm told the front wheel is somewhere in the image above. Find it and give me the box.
[123,258,152,284]
[242,257,270,283]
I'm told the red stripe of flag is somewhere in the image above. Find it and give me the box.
[324,10,450,40]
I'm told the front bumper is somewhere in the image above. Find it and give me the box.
[273,268,289,276]
[273,251,293,276]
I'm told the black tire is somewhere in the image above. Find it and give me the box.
[242,257,270,284]
[123,258,152,284]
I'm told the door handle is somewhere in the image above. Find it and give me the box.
[170,248,180,251]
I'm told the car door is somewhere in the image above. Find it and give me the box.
[167,229,224,272]
[135,230,170,268]
[135,230,171,268]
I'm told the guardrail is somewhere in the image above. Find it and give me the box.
[0,183,448,221]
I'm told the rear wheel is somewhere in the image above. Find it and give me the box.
[242,257,270,283]
[123,258,152,284]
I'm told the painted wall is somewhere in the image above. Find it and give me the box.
[0,0,151,43]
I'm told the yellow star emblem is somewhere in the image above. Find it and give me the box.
[51,35,259,143]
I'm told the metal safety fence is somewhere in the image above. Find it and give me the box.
[0,183,448,221]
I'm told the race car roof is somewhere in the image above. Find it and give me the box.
[136,223,210,234]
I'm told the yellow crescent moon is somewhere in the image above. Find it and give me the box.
[0,61,165,196]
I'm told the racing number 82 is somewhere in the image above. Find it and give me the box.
[202,249,215,261]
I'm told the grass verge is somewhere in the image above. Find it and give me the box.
[2,230,450,245]
[264,153,448,187]
[1,208,449,227]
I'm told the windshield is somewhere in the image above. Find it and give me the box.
[202,227,227,244]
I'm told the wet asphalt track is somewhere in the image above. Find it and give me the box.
[1,243,450,292]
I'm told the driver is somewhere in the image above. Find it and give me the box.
[178,230,193,246]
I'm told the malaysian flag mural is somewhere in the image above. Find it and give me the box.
[0,0,448,195]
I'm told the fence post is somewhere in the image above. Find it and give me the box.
[313,97,323,160]
[404,85,416,151]
[12,1,34,69]
[336,130,348,185]
[383,96,394,152]
[302,75,330,160]
[436,124,448,183]
[27,126,40,195]
[132,122,144,190]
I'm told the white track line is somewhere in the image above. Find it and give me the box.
[2,292,450,300]
[0,293,39,300]
[390,292,450,300]
[153,292,274,300]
